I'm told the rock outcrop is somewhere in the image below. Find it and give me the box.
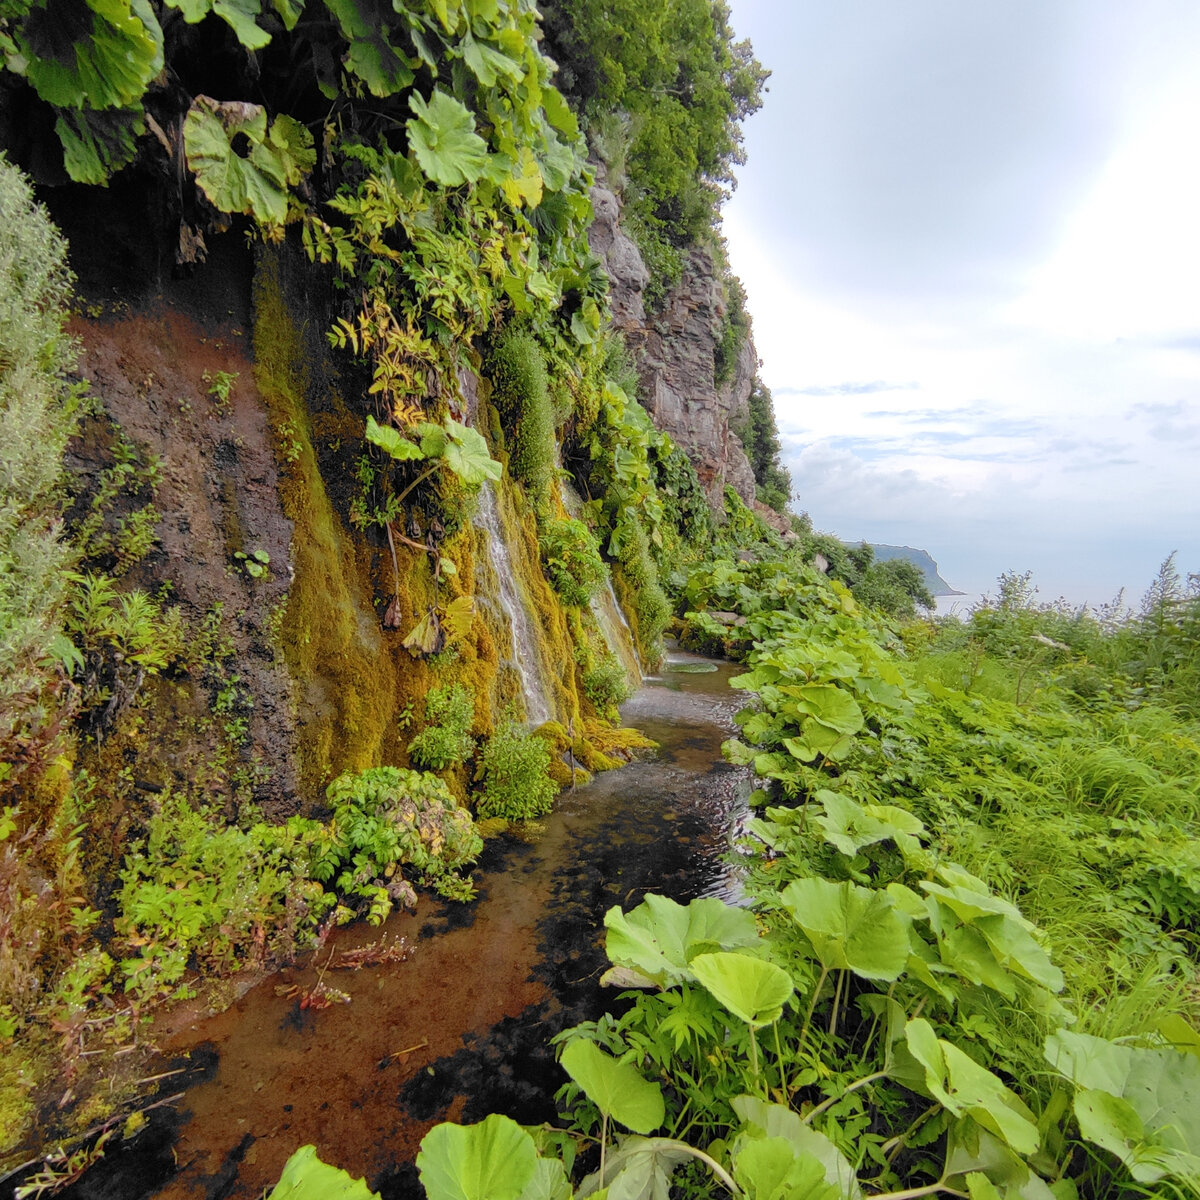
[589,180,789,534]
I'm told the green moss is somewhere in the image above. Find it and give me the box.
[253,251,402,795]
[487,330,555,506]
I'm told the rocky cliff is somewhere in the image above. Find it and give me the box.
[589,180,787,531]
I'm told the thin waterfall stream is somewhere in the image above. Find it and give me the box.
[59,652,752,1200]
[473,483,555,725]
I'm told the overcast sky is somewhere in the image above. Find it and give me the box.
[722,0,1200,609]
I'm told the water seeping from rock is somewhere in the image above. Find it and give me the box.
[63,650,751,1200]
[473,481,554,725]
[591,578,642,684]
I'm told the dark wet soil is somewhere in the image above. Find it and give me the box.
[57,652,750,1200]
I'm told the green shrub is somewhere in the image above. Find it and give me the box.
[539,517,608,607]
[117,795,329,1000]
[476,723,558,820]
[408,682,475,769]
[488,329,555,503]
[616,516,670,655]
[581,659,631,712]
[319,766,482,909]
[0,156,85,783]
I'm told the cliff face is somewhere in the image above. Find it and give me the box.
[588,182,790,533]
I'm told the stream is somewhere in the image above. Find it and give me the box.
[60,651,751,1200]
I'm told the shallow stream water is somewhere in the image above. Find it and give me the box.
[60,651,751,1200]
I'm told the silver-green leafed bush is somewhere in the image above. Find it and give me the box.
[0,155,85,779]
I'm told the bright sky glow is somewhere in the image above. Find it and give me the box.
[723,0,1200,607]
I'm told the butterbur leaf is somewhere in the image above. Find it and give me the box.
[689,952,793,1028]
[541,85,579,139]
[814,791,925,858]
[944,1126,1055,1200]
[365,414,425,461]
[184,96,315,225]
[581,1137,687,1200]
[416,1114,538,1200]
[732,1137,840,1200]
[21,0,162,110]
[55,107,144,184]
[267,1145,378,1198]
[784,684,864,735]
[780,878,908,982]
[518,1157,572,1200]
[403,609,445,658]
[418,422,448,458]
[502,147,544,209]
[441,419,502,485]
[460,30,521,86]
[901,1019,1038,1155]
[323,0,415,96]
[560,1039,664,1134]
[443,596,475,644]
[731,1097,862,1198]
[603,894,759,988]
[1044,1030,1200,1180]
[408,90,488,187]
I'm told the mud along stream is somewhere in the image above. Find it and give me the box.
[59,652,752,1200]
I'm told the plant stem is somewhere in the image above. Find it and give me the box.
[869,1182,968,1200]
[599,1112,608,1190]
[800,965,829,1047]
[771,1020,786,1097]
[747,1022,761,1090]
[883,1101,940,1167]
[659,1141,740,1197]
[393,462,439,509]
[385,521,402,600]
[828,969,845,1038]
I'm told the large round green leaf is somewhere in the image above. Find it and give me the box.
[365,414,425,461]
[560,1038,665,1134]
[732,1137,840,1200]
[21,0,162,110]
[689,952,793,1028]
[407,90,488,187]
[442,418,502,485]
[267,1145,378,1199]
[900,1019,1038,1156]
[780,878,908,982]
[183,96,315,225]
[603,894,760,988]
[416,1114,539,1200]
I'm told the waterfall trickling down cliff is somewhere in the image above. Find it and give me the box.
[474,482,554,726]
[592,579,642,685]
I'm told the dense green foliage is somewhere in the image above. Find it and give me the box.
[407,682,476,770]
[0,155,82,786]
[488,329,557,505]
[476,721,557,820]
[419,549,1200,1200]
[538,517,608,607]
[539,0,767,299]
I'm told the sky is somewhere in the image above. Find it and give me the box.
[721,0,1200,609]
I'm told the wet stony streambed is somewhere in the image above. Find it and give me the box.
[60,651,751,1200]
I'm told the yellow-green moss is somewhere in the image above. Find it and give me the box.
[253,252,403,796]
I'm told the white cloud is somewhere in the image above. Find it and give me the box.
[721,0,1200,605]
